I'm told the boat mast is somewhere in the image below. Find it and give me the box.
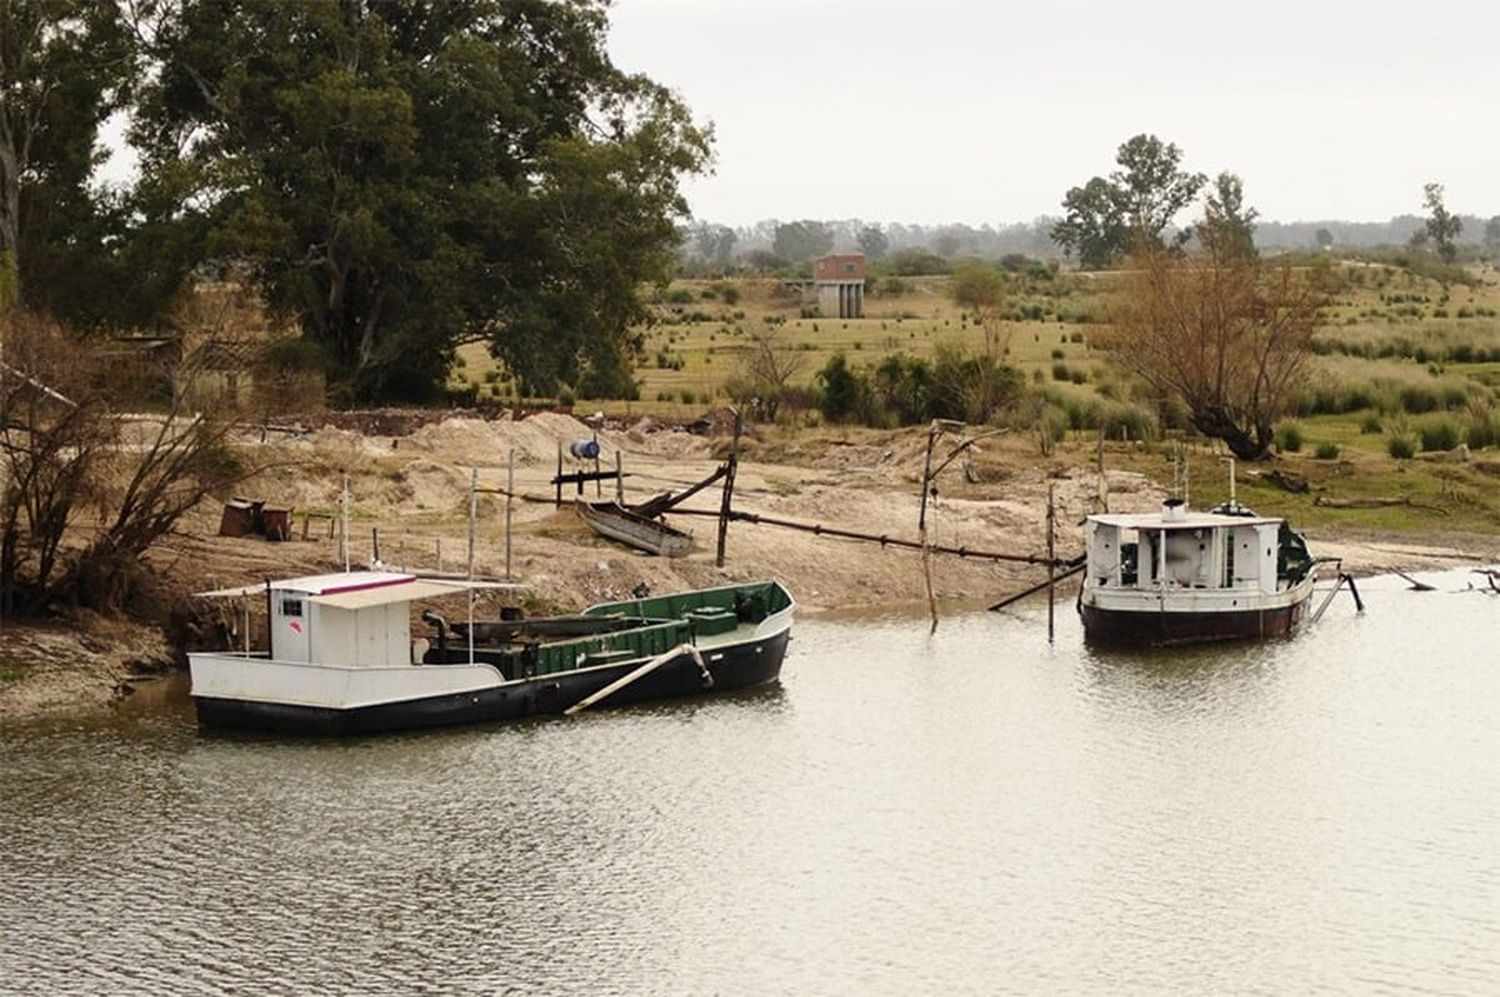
[468,468,477,665]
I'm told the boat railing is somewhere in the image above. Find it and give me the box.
[191,650,270,661]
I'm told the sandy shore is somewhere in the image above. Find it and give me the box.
[4,411,1495,723]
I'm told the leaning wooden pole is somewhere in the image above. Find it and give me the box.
[716,410,742,568]
[919,422,940,633]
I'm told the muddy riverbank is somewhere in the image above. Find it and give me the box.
[3,412,1495,723]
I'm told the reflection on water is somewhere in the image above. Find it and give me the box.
[2,571,1497,995]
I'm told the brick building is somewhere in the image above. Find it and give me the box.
[813,253,866,319]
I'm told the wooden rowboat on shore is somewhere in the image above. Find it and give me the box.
[574,499,693,557]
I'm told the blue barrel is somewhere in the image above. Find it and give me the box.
[569,439,600,459]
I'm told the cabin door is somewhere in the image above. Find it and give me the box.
[272,593,313,662]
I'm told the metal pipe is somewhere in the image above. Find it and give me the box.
[667,507,1074,567]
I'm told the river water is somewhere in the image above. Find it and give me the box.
[2,571,1497,995]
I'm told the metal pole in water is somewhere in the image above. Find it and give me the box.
[1047,483,1056,644]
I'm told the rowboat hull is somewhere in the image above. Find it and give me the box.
[575,500,692,557]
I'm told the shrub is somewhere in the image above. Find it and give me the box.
[1359,412,1383,434]
[1051,348,1065,360]
[1417,416,1461,452]
[815,353,868,423]
[1275,422,1304,453]
[1398,383,1440,413]
[1387,434,1416,459]
[1314,442,1341,460]
[1097,401,1157,441]
[1051,362,1070,381]
[557,386,576,407]
[1069,367,1088,385]
[1467,413,1500,450]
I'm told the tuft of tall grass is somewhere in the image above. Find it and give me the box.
[1416,415,1462,452]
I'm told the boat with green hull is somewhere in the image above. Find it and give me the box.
[190,573,794,735]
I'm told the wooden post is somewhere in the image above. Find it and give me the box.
[436,538,443,574]
[716,409,742,568]
[1047,483,1056,644]
[555,442,563,506]
[615,450,624,504]
[920,422,940,633]
[593,424,601,498]
[340,476,350,572]
[371,527,380,566]
[506,448,515,581]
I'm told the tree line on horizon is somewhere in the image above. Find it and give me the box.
[679,171,1500,275]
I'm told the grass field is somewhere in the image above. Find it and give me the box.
[451,259,1500,534]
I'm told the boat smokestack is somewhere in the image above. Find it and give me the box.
[1162,498,1187,522]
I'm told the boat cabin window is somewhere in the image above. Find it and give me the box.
[281,597,304,617]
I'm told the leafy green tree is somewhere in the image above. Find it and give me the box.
[1052,177,1127,269]
[1485,216,1500,262]
[1315,227,1334,251]
[856,224,889,261]
[1111,134,1205,248]
[1197,172,1258,259]
[870,353,932,425]
[134,0,710,401]
[951,261,1009,359]
[815,352,867,423]
[1422,182,1463,263]
[1052,134,1205,267]
[0,0,133,313]
[771,220,833,263]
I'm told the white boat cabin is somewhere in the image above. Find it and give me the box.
[1086,502,1288,595]
[239,571,472,667]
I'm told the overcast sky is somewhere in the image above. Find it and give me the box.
[607,0,1499,227]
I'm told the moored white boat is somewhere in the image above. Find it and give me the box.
[190,571,794,734]
[1078,499,1318,646]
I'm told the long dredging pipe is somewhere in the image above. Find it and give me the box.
[665,506,1077,568]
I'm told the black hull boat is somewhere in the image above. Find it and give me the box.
[196,629,789,736]
[1078,499,1319,648]
[190,573,794,735]
[1078,594,1313,647]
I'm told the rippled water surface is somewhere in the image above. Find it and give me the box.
[3,571,1498,995]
